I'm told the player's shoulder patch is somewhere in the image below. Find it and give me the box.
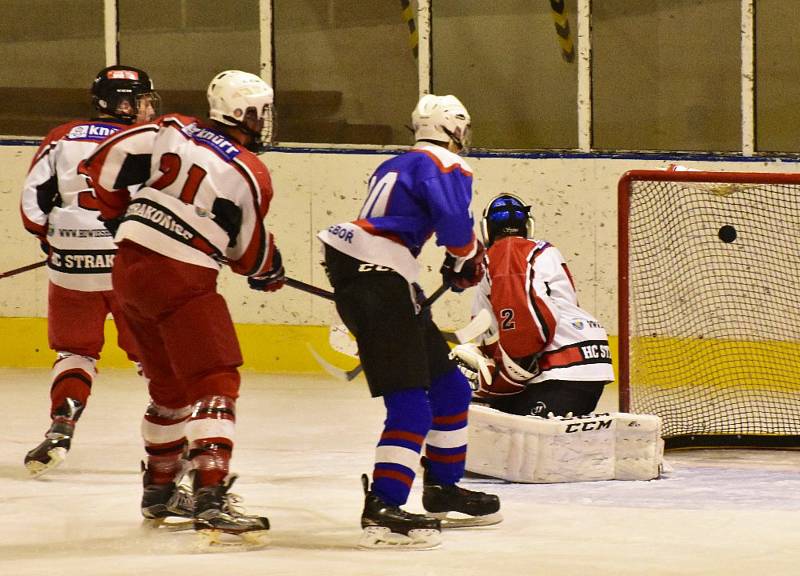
[65,120,123,142]
[411,143,473,176]
[180,122,241,162]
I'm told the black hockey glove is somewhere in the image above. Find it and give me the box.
[39,238,50,256]
[248,247,286,292]
[440,241,485,292]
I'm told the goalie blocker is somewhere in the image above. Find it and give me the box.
[465,405,663,483]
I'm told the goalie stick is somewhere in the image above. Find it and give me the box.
[0,260,46,280]
[310,308,492,382]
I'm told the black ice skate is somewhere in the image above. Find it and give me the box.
[193,474,270,550]
[24,398,84,478]
[358,473,442,550]
[421,457,502,528]
[140,461,194,531]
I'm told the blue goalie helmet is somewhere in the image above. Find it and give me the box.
[480,193,535,246]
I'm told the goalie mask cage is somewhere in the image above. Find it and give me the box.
[618,169,800,449]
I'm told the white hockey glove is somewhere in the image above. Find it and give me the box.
[450,343,495,395]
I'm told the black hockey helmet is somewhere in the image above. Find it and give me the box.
[91,65,160,123]
[480,193,535,247]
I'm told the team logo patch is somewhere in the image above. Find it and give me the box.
[67,122,122,141]
[181,123,240,161]
[107,70,139,80]
[571,318,585,330]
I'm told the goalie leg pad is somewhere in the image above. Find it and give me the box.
[465,405,664,483]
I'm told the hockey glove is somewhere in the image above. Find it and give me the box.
[440,241,485,292]
[248,247,286,292]
[450,343,495,395]
[39,238,50,256]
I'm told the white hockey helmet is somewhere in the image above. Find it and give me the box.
[207,70,274,152]
[411,94,471,151]
[480,193,535,247]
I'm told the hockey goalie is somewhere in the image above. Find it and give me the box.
[451,193,663,483]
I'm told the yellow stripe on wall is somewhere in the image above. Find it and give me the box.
[0,317,339,373]
[0,317,620,385]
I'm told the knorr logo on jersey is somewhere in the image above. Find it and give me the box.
[67,123,121,141]
[182,123,240,161]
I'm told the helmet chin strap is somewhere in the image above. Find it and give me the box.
[442,127,465,152]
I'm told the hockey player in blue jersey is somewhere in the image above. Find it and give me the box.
[318,94,501,550]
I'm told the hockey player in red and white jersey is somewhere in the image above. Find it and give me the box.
[20,65,160,478]
[452,193,614,417]
[80,70,282,546]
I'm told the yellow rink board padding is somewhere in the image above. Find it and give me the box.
[0,317,620,382]
[630,336,800,393]
[0,317,338,373]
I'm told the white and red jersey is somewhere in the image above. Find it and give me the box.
[473,236,614,385]
[81,114,278,278]
[20,119,126,291]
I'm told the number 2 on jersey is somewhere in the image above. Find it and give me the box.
[151,152,208,204]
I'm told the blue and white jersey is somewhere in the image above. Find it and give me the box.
[318,142,477,283]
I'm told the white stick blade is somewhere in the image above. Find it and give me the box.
[453,308,492,343]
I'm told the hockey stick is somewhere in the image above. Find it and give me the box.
[325,283,449,359]
[284,277,335,301]
[0,260,46,280]
[311,308,492,382]
[308,282,449,381]
[307,344,364,381]
[329,312,473,358]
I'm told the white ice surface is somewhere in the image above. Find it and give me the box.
[1,368,799,576]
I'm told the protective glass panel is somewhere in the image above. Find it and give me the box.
[273,0,418,145]
[119,0,260,121]
[755,0,800,153]
[0,0,105,136]
[433,0,579,150]
[593,0,740,152]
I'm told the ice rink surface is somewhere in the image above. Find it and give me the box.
[2,367,799,576]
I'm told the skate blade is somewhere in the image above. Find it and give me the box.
[357,526,442,550]
[194,528,270,552]
[432,511,503,528]
[25,447,67,478]
[141,517,195,532]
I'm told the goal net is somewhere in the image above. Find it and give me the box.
[618,169,800,448]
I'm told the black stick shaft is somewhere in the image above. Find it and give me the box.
[0,260,46,280]
[284,277,335,301]
[419,283,449,309]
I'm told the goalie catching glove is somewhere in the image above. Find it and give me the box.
[450,343,494,394]
[247,247,286,292]
[440,240,485,292]
[450,342,537,398]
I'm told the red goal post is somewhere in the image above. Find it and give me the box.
[618,169,800,449]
